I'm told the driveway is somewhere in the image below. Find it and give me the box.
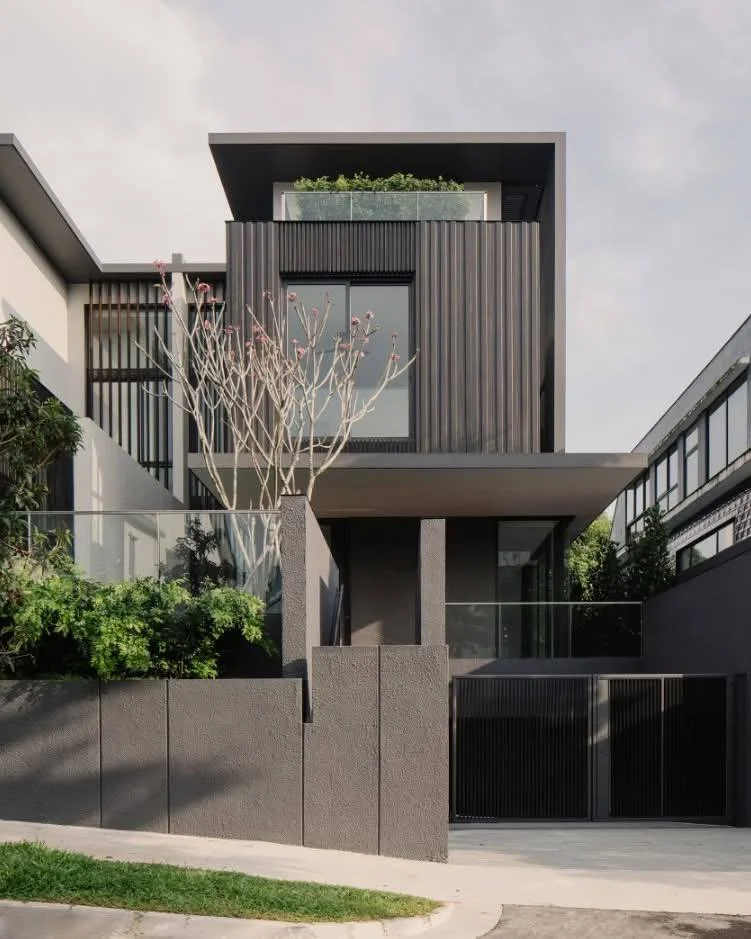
[450,823,751,932]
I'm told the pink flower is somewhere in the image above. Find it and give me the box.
[208,296,218,304]
[365,310,374,320]
[162,292,171,306]
[390,353,400,362]
[296,346,306,357]
[340,342,351,351]
[391,331,399,339]
[311,307,319,317]
[287,291,297,302]
[154,260,167,274]
[196,282,211,294]
[203,319,212,329]
[362,336,370,344]
[245,340,253,348]
[291,337,298,344]
[262,289,273,301]
[351,316,361,327]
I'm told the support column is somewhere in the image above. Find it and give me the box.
[419,518,446,645]
[168,255,188,506]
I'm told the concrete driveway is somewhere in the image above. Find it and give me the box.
[450,823,751,917]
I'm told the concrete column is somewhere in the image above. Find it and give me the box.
[280,496,340,715]
[168,256,188,506]
[419,518,446,645]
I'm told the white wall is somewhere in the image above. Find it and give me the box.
[73,419,184,580]
[0,197,86,414]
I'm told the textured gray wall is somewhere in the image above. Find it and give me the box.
[280,496,340,708]
[168,679,303,844]
[419,518,446,645]
[644,543,751,674]
[227,220,544,456]
[100,681,168,832]
[0,681,100,826]
[379,646,449,861]
[303,647,379,853]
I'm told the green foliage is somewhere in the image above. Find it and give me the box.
[293,172,464,192]
[160,518,235,595]
[623,505,675,601]
[567,515,613,602]
[2,570,270,680]
[0,316,81,564]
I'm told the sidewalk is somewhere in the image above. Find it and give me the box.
[0,819,502,938]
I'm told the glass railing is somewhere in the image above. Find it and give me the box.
[17,511,281,602]
[446,602,643,659]
[282,190,487,222]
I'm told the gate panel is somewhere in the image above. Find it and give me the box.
[452,676,590,820]
[609,678,661,818]
[663,676,727,819]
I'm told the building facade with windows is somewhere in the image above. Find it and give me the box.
[2,131,647,662]
[612,317,751,572]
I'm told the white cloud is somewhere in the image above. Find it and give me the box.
[1,0,751,452]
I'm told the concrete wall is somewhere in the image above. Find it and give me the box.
[419,518,446,645]
[643,541,751,674]
[0,651,448,861]
[0,197,85,415]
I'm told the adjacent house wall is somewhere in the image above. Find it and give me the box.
[643,540,751,674]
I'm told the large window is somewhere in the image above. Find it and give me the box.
[625,472,649,538]
[677,522,734,572]
[708,382,748,480]
[285,282,411,439]
[655,445,679,512]
[684,424,700,496]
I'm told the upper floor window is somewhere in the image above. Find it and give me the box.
[684,424,700,496]
[708,381,748,480]
[655,445,679,512]
[625,472,649,538]
[676,521,734,572]
[285,282,411,440]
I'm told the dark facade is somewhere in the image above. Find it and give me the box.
[201,133,644,662]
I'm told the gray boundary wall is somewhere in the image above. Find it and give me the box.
[0,647,448,860]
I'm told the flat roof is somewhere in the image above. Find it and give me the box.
[208,132,563,221]
[188,450,645,537]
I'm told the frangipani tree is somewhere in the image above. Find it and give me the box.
[148,262,415,588]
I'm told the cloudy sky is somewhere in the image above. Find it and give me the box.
[1,0,750,454]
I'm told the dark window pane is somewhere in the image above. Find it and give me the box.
[656,457,668,498]
[635,480,644,516]
[685,449,699,495]
[667,486,679,510]
[677,548,691,572]
[708,400,727,478]
[727,384,748,464]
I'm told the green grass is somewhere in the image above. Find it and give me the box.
[0,841,438,923]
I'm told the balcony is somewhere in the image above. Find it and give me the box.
[446,602,643,659]
[281,190,487,222]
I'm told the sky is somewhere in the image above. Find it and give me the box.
[1,0,751,454]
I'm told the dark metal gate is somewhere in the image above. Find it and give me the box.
[451,674,730,822]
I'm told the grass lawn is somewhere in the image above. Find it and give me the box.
[0,841,439,923]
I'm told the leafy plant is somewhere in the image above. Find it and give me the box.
[293,172,464,192]
[623,505,674,601]
[160,518,236,595]
[3,571,270,680]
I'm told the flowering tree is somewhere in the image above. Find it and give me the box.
[148,262,415,588]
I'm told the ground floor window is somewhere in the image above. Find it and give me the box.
[676,521,734,572]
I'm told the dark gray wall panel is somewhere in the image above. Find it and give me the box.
[446,518,498,603]
[415,221,541,453]
[450,657,643,677]
[168,679,303,844]
[644,544,751,674]
[379,646,449,861]
[100,681,168,832]
[0,681,100,825]
[303,647,379,853]
[278,222,415,274]
[349,519,418,645]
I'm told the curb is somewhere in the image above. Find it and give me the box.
[0,899,454,937]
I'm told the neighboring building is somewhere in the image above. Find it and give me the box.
[612,315,751,573]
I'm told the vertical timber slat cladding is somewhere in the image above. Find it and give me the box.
[415,221,541,453]
[278,222,416,274]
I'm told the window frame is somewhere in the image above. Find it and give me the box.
[676,520,735,572]
[282,277,415,444]
[707,379,749,481]
[625,472,650,540]
[655,444,679,513]
[684,423,700,497]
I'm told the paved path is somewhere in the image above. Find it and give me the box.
[451,823,751,917]
[486,906,751,937]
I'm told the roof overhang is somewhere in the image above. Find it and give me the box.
[187,451,646,536]
[208,132,563,221]
[0,134,101,281]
